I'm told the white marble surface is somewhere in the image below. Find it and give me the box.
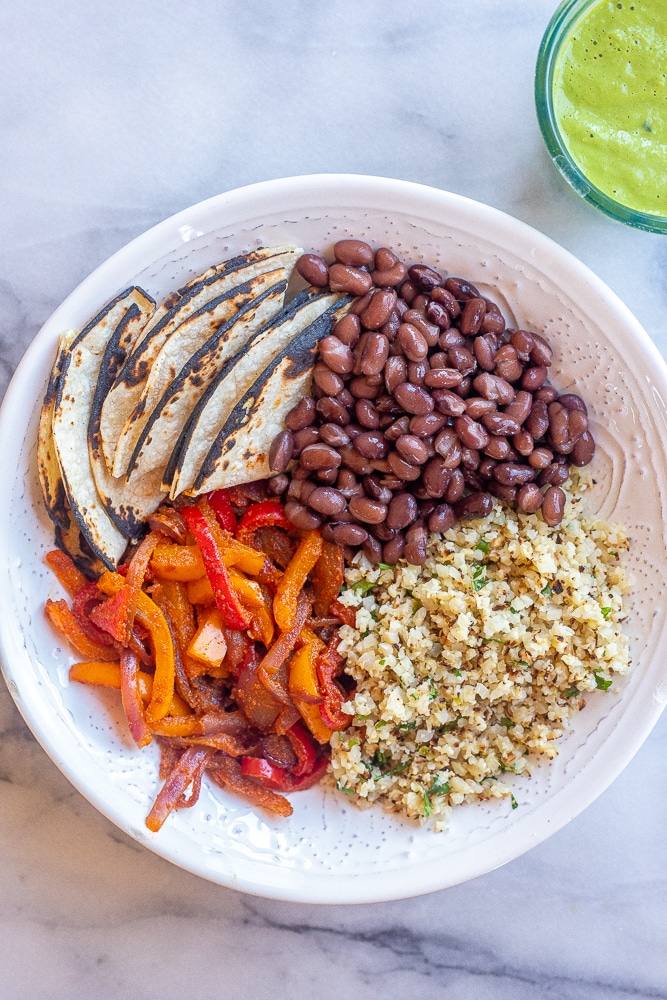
[1,2,666,997]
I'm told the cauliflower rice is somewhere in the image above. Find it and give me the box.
[330,481,632,829]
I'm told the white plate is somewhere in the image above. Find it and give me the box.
[1,174,666,904]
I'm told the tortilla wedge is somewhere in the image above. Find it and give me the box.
[37,328,78,533]
[166,289,345,498]
[101,245,301,478]
[123,269,290,481]
[52,287,156,568]
[191,297,352,493]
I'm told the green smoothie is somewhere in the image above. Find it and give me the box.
[552,0,667,216]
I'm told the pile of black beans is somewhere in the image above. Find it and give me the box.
[267,240,595,566]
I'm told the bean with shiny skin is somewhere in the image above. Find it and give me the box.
[393,382,434,415]
[517,483,543,513]
[333,239,374,267]
[296,253,329,287]
[349,495,388,524]
[541,485,566,526]
[318,335,354,375]
[269,430,295,473]
[328,263,373,296]
[360,288,398,330]
[286,396,316,431]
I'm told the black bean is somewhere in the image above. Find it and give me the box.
[318,335,354,375]
[428,503,457,533]
[299,443,342,471]
[393,383,435,415]
[286,396,316,431]
[349,496,388,524]
[269,430,295,473]
[319,423,351,447]
[453,492,494,520]
[306,487,347,516]
[542,485,566,526]
[284,500,322,531]
[386,492,419,530]
[332,522,369,545]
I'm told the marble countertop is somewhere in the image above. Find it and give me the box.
[1,2,666,997]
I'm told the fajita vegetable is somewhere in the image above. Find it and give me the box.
[46,488,352,829]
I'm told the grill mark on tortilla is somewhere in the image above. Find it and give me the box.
[192,297,351,493]
[104,246,300,478]
[52,287,155,566]
[126,279,290,482]
[163,286,325,493]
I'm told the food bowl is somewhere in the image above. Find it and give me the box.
[535,0,667,233]
[1,174,666,903]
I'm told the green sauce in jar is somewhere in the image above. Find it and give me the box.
[551,0,667,217]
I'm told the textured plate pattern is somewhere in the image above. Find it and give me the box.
[0,175,666,903]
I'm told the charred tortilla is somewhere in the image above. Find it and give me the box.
[101,245,300,478]
[192,297,351,493]
[166,289,344,498]
[124,271,290,482]
[51,286,156,567]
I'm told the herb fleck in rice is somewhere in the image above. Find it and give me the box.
[330,483,631,829]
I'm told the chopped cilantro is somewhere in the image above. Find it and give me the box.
[541,584,553,597]
[422,792,433,817]
[428,775,450,796]
[356,713,371,721]
[502,717,516,729]
[594,671,612,691]
[336,781,354,795]
[471,562,488,591]
[350,579,375,596]
[375,720,387,728]
[510,793,519,810]
[398,721,416,732]
[564,686,580,698]
[372,749,388,767]
[388,761,410,776]
[476,538,490,554]
[600,606,612,619]
[438,719,459,733]
[378,562,393,571]
[429,680,438,700]
[410,691,419,700]
[453,668,462,678]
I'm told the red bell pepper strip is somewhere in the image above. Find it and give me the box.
[89,585,136,644]
[330,599,357,628]
[240,751,329,791]
[207,489,238,533]
[316,634,350,731]
[235,500,291,546]
[71,581,116,646]
[285,721,318,777]
[180,505,250,631]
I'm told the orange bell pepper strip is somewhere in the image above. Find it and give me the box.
[273,530,323,633]
[228,568,274,646]
[45,549,88,597]
[311,540,345,617]
[288,629,325,704]
[150,544,206,582]
[186,575,215,605]
[45,599,119,661]
[97,571,175,725]
[293,698,337,745]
